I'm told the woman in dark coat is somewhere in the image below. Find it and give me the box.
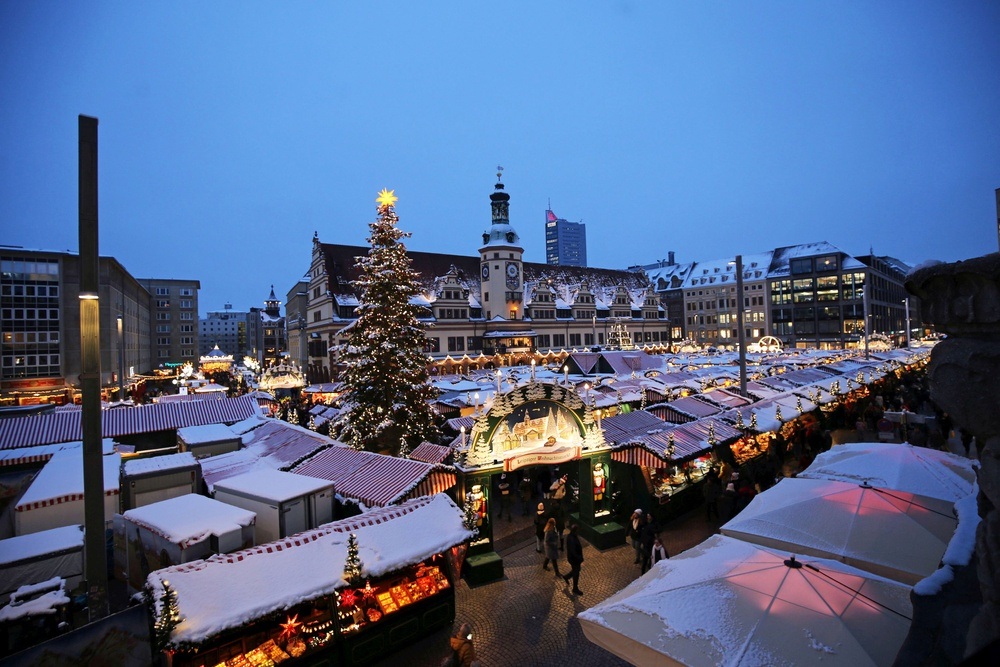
[542,517,561,576]
[562,524,584,595]
[533,503,547,553]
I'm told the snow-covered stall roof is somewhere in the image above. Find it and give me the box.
[0,577,69,622]
[199,418,338,492]
[122,451,199,478]
[0,525,85,566]
[0,395,261,450]
[16,449,120,511]
[148,494,473,647]
[291,447,455,508]
[177,423,237,445]
[213,469,333,503]
[123,494,256,548]
[0,438,115,469]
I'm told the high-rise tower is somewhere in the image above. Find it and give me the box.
[545,208,587,267]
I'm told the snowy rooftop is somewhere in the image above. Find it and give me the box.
[0,525,84,565]
[213,468,333,503]
[177,423,238,445]
[123,451,199,477]
[17,449,120,509]
[148,494,473,647]
[123,494,256,548]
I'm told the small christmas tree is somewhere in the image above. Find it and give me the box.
[462,493,480,537]
[289,407,299,425]
[153,580,182,651]
[344,533,364,586]
[397,435,410,459]
[308,415,317,431]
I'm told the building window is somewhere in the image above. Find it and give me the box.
[180,312,193,320]
[156,299,170,308]
[180,300,192,309]
[156,287,170,296]
[447,336,464,352]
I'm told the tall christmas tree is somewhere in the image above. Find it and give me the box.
[333,189,441,453]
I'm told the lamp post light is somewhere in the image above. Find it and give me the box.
[116,314,125,401]
[530,358,536,382]
[563,365,569,386]
[903,297,911,348]
[460,425,466,448]
[862,280,870,360]
[495,369,502,395]
[474,392,480,415]
[732,255,748,398]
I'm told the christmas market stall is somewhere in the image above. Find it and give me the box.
[147,494,473,667]
[454,378,623,580]
[607,413,740,522]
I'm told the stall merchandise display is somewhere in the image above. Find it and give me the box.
[337,562,450,636]
[647,456,712,499]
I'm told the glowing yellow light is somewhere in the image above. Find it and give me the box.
[376,188,398,208]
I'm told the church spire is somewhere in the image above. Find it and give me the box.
[490,166,510,224]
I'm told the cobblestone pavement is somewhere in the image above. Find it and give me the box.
[371,503,720,667]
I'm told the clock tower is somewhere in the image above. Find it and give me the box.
[479,168,524,322]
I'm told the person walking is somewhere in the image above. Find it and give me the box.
[552,500,566,550]
[533,503,547,553]
[651,536,669,565]
[542,517,562,576]
[628,509,644,564]
[497,473,512,521]
[562,523,584,595]
[702,474,721,522]
[519,474,533,516]
[448,622,478,667]
[639,513,657,575]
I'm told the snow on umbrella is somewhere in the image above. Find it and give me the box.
[578,534,913,667]
[798,442,977,505]
[721,477,957,585]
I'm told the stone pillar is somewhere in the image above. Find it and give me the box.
[906,253,1000,657]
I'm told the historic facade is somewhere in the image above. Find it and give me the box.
[303,176,669,383]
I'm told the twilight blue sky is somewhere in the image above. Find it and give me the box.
[2,2,999,314]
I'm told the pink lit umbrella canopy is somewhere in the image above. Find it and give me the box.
[578,534,913,667]
[798,442,977,505]
[720,477,956,584]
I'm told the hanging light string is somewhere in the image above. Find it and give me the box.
[799,561,913,622]
[859,482,957,520]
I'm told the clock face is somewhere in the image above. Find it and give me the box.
[505,262,519,290]
[481,263,489,280]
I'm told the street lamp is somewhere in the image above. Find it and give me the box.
[903,297,911,348]
[116,314,125,401]
[730,255,748,397]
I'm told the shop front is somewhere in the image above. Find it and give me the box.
[149,494,472,667]
[454,380,627,578]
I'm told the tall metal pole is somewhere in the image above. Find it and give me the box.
[903,297,911,348]
[79,114,108,619]
[735,255,747,397]
[862,276,870,360]
[117,314,125,399]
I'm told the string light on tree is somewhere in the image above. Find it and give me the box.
[343,533,364,586]
[332,189,441,453]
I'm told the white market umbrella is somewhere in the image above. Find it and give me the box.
[799,442,976,504]
[721,477,956,584]
[579,534,913,667]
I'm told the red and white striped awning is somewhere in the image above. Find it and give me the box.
[611,445,669,469]
[409,442,452,464]
[0,395,261,450]
[292,447,455,508]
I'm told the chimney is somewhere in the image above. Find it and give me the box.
[668,251,676,266]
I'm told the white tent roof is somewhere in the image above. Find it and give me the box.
[579,534,913,667]
[720,477,957,584]
[798,442,977,504]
